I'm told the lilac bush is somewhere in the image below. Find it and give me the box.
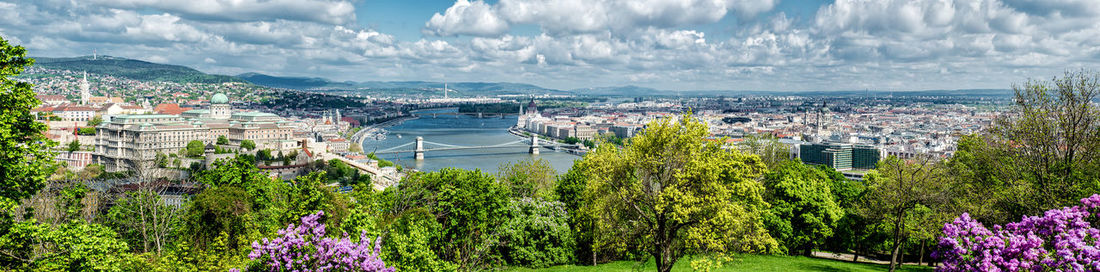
[935,194,1100,271]
[243,211,395,272]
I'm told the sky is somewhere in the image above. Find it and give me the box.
[2,0,1099,92]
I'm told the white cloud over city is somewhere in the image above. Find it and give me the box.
[1,0,1099,91]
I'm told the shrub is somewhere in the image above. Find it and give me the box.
[935,194,1100,271]
[244,211,394,272]
[496,197,575,268]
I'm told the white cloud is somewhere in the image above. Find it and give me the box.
[426,0,779,37]
[423,0,510,37]
[91,0,357,25]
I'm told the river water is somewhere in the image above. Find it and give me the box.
[360,109,579,174]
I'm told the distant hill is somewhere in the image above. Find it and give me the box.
[238,73,566,95]
[237,72,355,89]
[571,85,661,96]
[32,55,243,83]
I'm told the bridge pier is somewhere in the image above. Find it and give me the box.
[478,112,483,118]
[529,135,540,154]
[414,136,425,160]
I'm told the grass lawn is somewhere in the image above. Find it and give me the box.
[502,254,935,272]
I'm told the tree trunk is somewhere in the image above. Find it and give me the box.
[889,214,904,272]
[918,240,925,266]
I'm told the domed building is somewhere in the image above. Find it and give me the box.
[210,93,232,119]
[95,92,295,172]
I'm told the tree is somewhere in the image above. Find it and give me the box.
[239,140,256,151]
[217,135,228,145]
[155,152,168,168]
[495,198,574,268]
[285,172,350,226]
[87,115,102,126]
[67,139,81,153]
[580,114,776,272]
[497,158,558,199]
[860,155,949,272]
[390,168,510,270]
[988,70,1100,216]
[554,163,600,265]
[186,140,205,157]
[76,127,96,135]
[106,187,182,254]
[0,36,56,266]
[761,160,842,256]
[738,134,791,169]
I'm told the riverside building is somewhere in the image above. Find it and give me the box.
[93,93,293,172]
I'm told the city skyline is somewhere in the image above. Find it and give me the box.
[3,0,1099,91]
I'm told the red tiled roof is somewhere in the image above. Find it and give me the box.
[154,103,192,115]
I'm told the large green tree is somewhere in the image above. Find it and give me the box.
[761,160,842,256]
[860,156,948,272]
[497,158,558,199]
[580,114,776,272]
[0,36,58,267]
[987,70,1100,216]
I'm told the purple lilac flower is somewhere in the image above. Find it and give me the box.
[244,211,396,272]
[935,194,1100,272]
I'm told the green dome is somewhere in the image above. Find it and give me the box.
[211,93,229,104]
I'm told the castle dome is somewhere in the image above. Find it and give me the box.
[211,93,229,104]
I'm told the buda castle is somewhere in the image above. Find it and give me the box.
[94,93,294,172]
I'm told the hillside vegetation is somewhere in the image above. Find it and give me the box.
[34,56,243,83]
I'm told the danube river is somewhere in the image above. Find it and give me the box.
[360,109,579,174]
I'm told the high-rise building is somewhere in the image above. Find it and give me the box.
[800,142,879,170]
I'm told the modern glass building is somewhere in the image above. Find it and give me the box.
[800,142,879,170]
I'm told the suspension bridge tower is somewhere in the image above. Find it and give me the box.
[414,136,425,160]
[529,135,540,154]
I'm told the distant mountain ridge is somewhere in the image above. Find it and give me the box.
[237,72,567,95]
[33,55,243,83]
[28,55,1012,97]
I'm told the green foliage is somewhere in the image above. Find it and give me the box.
[554,163,599,265]
[32,221,138,271]
[77,127,96,136]
[67,139,82,153]
[859,156,949,271]
[239,140,255,151]
[106,189,181,254]
[562,137,580,145]
[88,115,103,126]
[321,159,367,186]
[216,135,229,145]
[580,113,776,272]
[185,140,205,157]
[498,158,558,199]
[155,152,168,168]
[760,160,842,256]
[0,36,55,220]
[285,172,349,227]
[256,149,273,161]
[148,233,245,272]
[496,198,575,268]
[56,183,90,222]
[367,152,398,169]
[987,70,1100,218]
[737,135,790,170]
[33,57,244,83]
[380,209,457,272]
[182,185,254,250]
